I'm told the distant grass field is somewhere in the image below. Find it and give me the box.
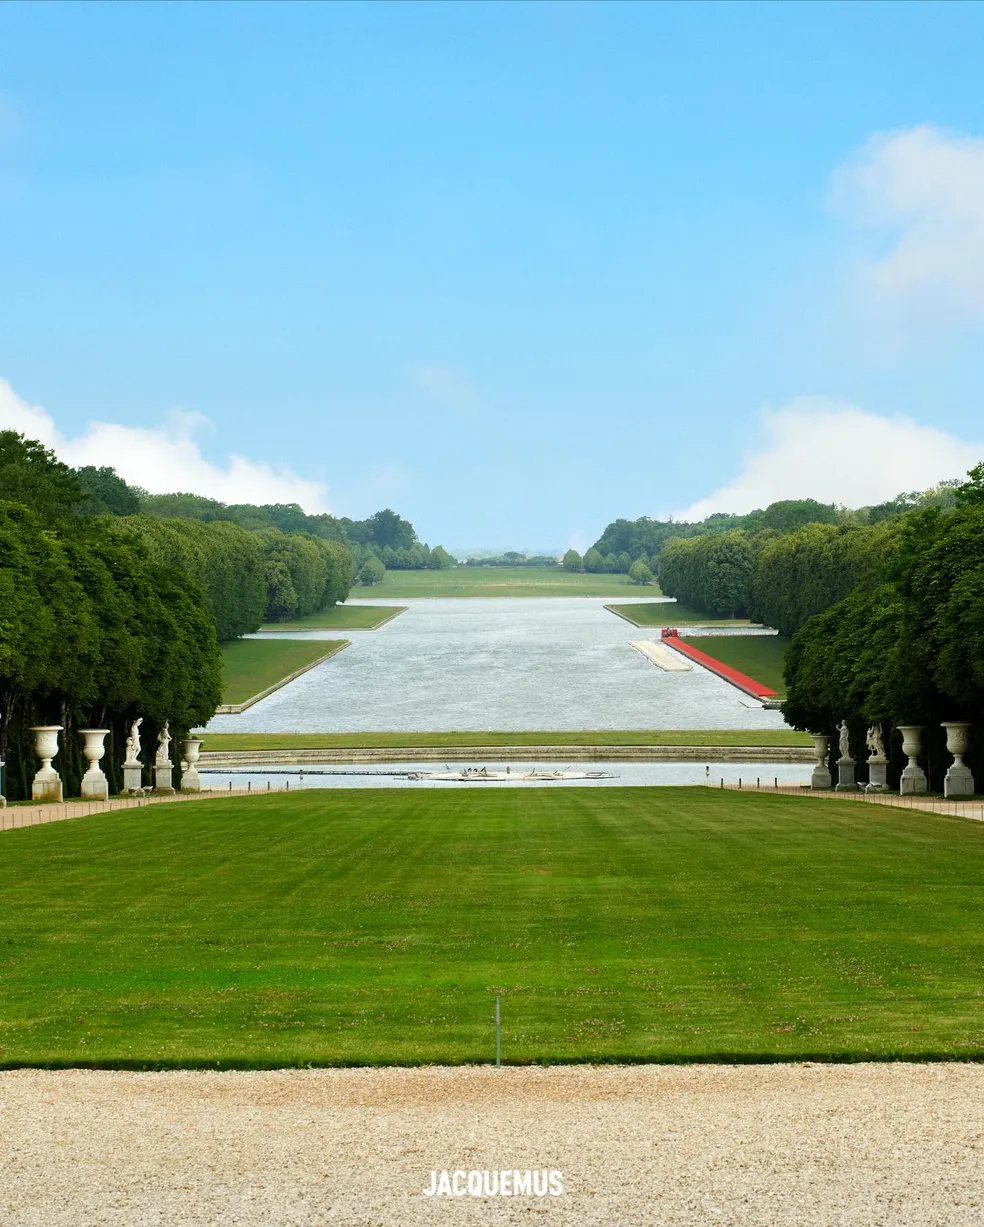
[693,635,791,697]
[3,788,984,1067]
[220,638,348,704]
[359,567,661,598]
[608,602,752,627]
[201,729,812,752]
[262,605,406,631]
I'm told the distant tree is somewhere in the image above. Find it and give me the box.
[359,556,386,586]
[583,547,604,573]
[955,462,984,507]
[562,548,583,572]
[264,557,299,621]
[429,544,454,570]
[74,466,142,516]
[760,499,838,532]
[616,551,632,574]
[629,559,653,585]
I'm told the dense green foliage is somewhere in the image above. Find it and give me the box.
[562,548,582,571]
[784,498,984,788]
[749,521,901,636]
[628,559,653,585]
[358,556,386,586]
[139,490,349,541]
[658,530,757,617]
[116,517,266,641]
[4,788,984,1066]
[0,496,221,800]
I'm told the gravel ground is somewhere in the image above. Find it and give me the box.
[2,1063,983,1226]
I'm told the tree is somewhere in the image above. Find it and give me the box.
[629,559,653,585]
[429,545,454,570]
[359,556,386,586]
[583,547,604,573]
[760,499,837,532]
[562,548,582,572]
[74,465,142,516]
[0,430,83,527]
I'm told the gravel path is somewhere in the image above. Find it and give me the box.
[2,1063,983,1225]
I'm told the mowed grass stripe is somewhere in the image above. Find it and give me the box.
[220,638,348,704]
[3,789,984,1067]
[607,602,751,627]
[262,605,406,631]
[364,567,659,598]
[201,729,812,752]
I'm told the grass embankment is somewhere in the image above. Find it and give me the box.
[691,635,791,697]
[608,602,752,627]
[202,729,811,752]
[3,788,983,1067]
[220,639,348,705]
[359,567,662,599]
[262,605,406,632]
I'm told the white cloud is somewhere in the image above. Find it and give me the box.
[833,124,984,328]
[0,378,330,511]
[676,397,982,520]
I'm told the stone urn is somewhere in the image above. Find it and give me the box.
[810,734,832,790]
[180,738,203,793]
[79,728,110,801]
[31,725,64,802]
[898,725,928,795]
[942,722,975,798]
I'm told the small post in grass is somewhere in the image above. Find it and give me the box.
[495,996,501,1069]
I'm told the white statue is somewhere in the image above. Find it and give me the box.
[866,724,885,760]
[837,720,851,761]
[156,720,172,766]
[125,717,143,765]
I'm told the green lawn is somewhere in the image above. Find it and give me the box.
[608,602,752,627]
[361,567,660,598]
[262,604,406,631]
[691,635,791,696]
[201,729,811,752]
[3,788,984,1067]
[220,638,348,704]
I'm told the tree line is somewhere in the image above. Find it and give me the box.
[783,466,984,789]
[0,433,221,801]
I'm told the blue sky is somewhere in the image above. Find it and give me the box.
[2,1,984,551]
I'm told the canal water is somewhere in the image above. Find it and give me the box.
[205,597,790,734]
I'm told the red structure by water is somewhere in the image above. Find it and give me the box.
[660,628,778,700]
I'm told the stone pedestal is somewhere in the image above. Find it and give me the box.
[0,754,6,807]
[866,758,890,793]
[180,739,203,792]
[942,722,975,798]
[810,734,832,790]
[30,725,63,802]
[154,762,175,795]
[835,758,857,791]
[122,763,144,794]
[898,725,928,795]
[79,728,110,800]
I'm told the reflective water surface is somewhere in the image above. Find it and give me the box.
[201,760,810,790]
[205,597,790,733]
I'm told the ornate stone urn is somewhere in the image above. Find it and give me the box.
[897,725,928,795]
[810,734,832,790]
[31,725,64,802]
[79,729,110,800]
[180,739,203,793]
[942,722,975,798]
